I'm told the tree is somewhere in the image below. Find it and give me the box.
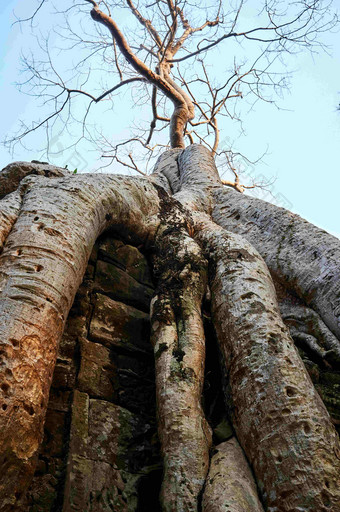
[6,0,338,182]
[1,1,340,511]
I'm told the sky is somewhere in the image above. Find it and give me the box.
[0,0,340,239]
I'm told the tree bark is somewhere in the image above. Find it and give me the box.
[151,192,211,510]
[212,186,340,341]
[195,218,340,511]
[203,437,265,512]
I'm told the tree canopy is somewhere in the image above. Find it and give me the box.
[5,0,339,183]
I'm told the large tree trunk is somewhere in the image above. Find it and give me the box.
[0,147,339,511]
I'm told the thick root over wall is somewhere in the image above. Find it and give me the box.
[0,149,339,511]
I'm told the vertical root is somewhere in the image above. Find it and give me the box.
[195,217,340,512]
[0,191,22,253]
[151,193,212,511]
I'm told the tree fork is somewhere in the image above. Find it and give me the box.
[0,151,340,510]
[88,1,194,149]
[153,145,340,510]
[155,145,340,342]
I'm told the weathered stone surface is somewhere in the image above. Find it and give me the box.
[66,282,93,337]
[47,388,72,413]
[52,358,77,390]
[26,474,59,512]
[89,294,151,353]
[69,391,157,469]
[63,455,131,512]
[94,260,153,312]
[63,391,157,511]
[40,410,68,458]
[87,400,137,467]
[77,338,116,401]
[98,237,153,287]
[58,333,77,360]
[113,352,156,415]
[22,236,159,511]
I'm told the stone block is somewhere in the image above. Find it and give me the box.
[63,455,138,512]
[87,400,152,472]
[94,260,153,312]
[68,390,89,458]
[77,338,116,401]
[48,389,72,413]
[52,357,76,390]
[89,294,151,353]
[98,238,153,287]
[112,353,156,416]
[68,391,155,472]
[26,474,58,512]
[64,393,155,511]
[58,333,77,359]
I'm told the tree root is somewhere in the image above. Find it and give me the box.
[1,153,340,511]
[0,173,161,509]
[212,181,340,342]
[195,217,340,511]
[151,190,212,511]
[203,437,264,512]
[0,161,69,198]
[0,191,22,252]
[154,144,340,342]
[279,300,340,368]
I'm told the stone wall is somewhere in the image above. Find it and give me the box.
[22,234,340,511]
[24,235,161,511]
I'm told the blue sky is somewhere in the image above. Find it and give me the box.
[1,0,339,238]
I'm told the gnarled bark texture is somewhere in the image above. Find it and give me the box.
[203,437,265,512]
[0,146,339,511]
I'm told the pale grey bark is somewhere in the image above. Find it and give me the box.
[150,196,212,511]
[1,151,340,511]
[195,217,340,511]
[0,191,22,251]
[154,144,340,344]
[279,300,340,364]
[0,161,69,198]
[212,186,340,341]
[203,437,265,512]
[153,145,340,510]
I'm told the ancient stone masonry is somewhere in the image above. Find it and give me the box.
[21,232,340,511]
[23,235,161,511]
